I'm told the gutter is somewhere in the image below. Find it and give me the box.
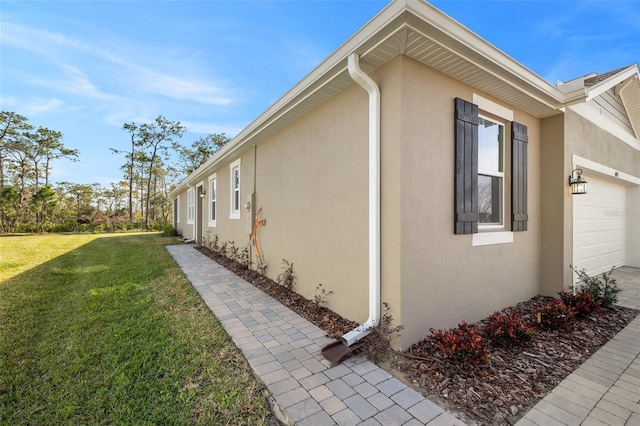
[341,53,381,347]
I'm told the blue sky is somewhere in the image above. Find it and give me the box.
[1,0,639,186]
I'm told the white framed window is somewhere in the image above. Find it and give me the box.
[176,195,181,223]
[229,159,241,219]
[187,188,195,224]
[208,173,217,227]
[477,116,504,227]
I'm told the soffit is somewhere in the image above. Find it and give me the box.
[202,9,567,160]
[617,74,640,139]
[583,64,640,139]
[174,2,570,193]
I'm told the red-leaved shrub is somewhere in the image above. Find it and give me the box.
[559,290,601,318]
[484,311,534,347]
[533,299,574,330]
[429,322,490,365]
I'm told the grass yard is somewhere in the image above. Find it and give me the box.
[0,233,273,425]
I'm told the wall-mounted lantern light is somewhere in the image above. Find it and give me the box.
[569,169,587,195]
[199,190,206,198]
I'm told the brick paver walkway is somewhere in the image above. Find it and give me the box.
[168,244,640,425]
[167,244,463,425]
[516,267,640,426]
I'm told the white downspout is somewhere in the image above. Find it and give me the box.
[342,53,381,347]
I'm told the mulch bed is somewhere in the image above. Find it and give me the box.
[195,246,359,337]
[194,245,639,425]
[394,297,638,425]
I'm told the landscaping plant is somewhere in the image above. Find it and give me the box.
[276,259,295,290]
[429,322,490,365]
[483,311,534,347]
[533,299,574,330]
[559,290,601,318]
[573,266,622,308]
[359,302,404,363]
[313,283,333,307]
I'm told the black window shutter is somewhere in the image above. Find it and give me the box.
[511,122,528,231]
[454,98,479,234]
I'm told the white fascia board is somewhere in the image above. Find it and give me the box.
[172,0,581,196]
[586,65,640,101]
[174,1,409,193]
[404,2,568,110]
[617,74,640,139]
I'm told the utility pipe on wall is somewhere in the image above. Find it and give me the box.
[342,53,381,347]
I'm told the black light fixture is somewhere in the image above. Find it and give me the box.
[569,169,587,195]
[199,189,206,198]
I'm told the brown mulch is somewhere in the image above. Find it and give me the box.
[195,246,359,337]
[394,297,638,425]
[194,245,639,426]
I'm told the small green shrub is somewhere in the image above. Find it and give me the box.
[559,290,601,318]
[313,283,333,307]
[533,299,574,330]
[276,259,295,290]
[484,311,534,347]
[226,241,238,261]
[360,302,404,363]
[237,246,250,269]
[429,322,490,365]
[573,267,621,309]
[219,241,228,257]
[163,224,178,237]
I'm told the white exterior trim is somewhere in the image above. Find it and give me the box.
[186,188,195,225]
[175,195,180,223]
[477,114,506,228]
[229,159,241,220]
[473,94,514,122]
[208,173,217,227]
[170,1,582,199]
[572,154,640,186]
[586,66,639,102]
[617,76,640,139]
[472,231,514,246]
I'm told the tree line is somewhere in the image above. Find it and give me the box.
[0,111,229,233]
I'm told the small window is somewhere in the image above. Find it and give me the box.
[477,117,504,226]
[229,159,241,219]
[176,195,181,223]
[187,189,195,224]
[208,174,217,227]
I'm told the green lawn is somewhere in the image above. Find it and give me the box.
[0,233,272,425]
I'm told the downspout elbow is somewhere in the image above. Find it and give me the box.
[342,53,381,347]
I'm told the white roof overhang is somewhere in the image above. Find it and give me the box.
[172,0,586,196]
[614,67,640,139]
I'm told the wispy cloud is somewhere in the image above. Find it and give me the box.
[20,98,65,116]
[0,95,76,117]
[533,1,640,83]
[1,20,238,120]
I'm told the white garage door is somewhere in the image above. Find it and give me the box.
[573,174,627,277]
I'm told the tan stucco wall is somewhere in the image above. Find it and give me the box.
[396,56,542,349]
[560,108,640,289]
[171,57,406,337]
[540,114,566,295]
[173,54,556,350]
[250,84,371,322]
[565,109,640,177]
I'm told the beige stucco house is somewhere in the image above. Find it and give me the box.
[170,0,640,350]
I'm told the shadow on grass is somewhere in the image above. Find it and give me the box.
[0,233,272,426]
